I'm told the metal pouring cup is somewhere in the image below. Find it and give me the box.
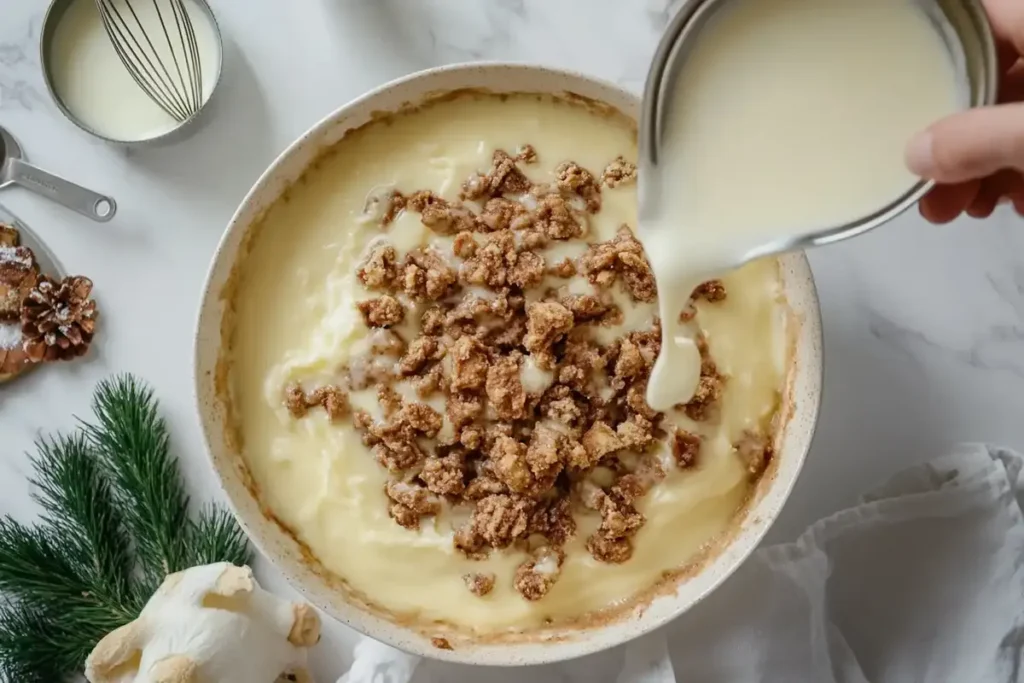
[639,0,1000,256]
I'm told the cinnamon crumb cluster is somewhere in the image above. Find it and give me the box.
[285,148,771,602]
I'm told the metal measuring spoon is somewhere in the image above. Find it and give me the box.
[0,127,116,222]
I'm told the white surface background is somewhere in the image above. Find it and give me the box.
[2,1,1023,680]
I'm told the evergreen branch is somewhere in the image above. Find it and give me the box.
[29,433,136,613]
[0,518,89,606]
[0,601,75,683]
[0,373,250,681]
[0,445,137,646]
[185,506,252,569]
[83,374,192,591]
[0,520,129,633]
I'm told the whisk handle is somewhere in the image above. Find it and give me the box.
[7,159,117,222]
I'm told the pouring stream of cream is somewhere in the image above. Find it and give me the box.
[640,0,962,411]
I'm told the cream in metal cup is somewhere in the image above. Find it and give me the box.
[639,0,1000,253]
[39,0,224,146]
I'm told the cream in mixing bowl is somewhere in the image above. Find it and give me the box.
[226,94,788,632]
[643,0,961,411]
[48,0,220,141]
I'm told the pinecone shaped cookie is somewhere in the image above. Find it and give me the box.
[0,326,30,381]
[0,223,39,382]
[22,274,98,363]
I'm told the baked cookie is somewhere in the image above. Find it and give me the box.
[0,223,38,383]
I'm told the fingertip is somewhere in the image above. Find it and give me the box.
[919,196,958,224]
[924,104,1024,183]
[905,131,936,178]
[966,199,997,219]
[918,181,981,224]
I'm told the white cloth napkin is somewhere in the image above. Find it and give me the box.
[337,443,1024,683]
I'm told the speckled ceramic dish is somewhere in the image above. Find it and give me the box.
[194,63,823,665]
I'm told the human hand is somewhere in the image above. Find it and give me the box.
[905,0,1024,223]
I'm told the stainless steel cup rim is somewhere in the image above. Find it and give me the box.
[639,0,1000,259]
[39,0,224,146]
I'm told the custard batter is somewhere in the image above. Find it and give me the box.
[227,94,786,631]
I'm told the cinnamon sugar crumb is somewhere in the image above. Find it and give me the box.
[582,421,623,463]
[486,355,527,421]
[601,156,637,188]
[523,301,573,354]
[617,415,655,451]
[420,452,466,496]
[529,496,576,546]
[514,547,564,601]
[284,384,308,418]
[586,533,633,564]
[516,144,538,164]
[458,493,534,553]
[579,225,656,302]
[461,149,532,200]
[357,295,404,328]
[693,279,727,303]
[450,336,490,393]
[671,428,701,468]
[377,385,403,417]
[586,490,645,564]
[381,190,407,225]
[463,475,508,501]
[681,280,729,322]
[507,250,546,289]
[284,383,349,422]
[490,435,532,494]
[416,364,446,398]
[357,243,398,290]
[548,258,576,278]
[453,231,478,258]
[385,480,441,530]
[463,572,496,597]
[532,193,584,240]
[446,391,484,433]
[408,191,481,234]
[399,336,440,376]
[401,249,458,301]
[479,198,532,232]
[683,336,725,421]
[555,161,602,212]
[526,425,563,486]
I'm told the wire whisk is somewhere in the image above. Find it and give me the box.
[95,0,204,123]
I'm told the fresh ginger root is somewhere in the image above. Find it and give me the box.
[85,563,321,683]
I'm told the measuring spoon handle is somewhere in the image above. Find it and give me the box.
[6,159,116,222]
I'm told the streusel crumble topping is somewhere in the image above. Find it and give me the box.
[283,148,770,602]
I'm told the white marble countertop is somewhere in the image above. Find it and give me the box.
[2,1,1023,680]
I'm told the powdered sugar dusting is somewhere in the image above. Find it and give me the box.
[0,246,32,269]
[0,323,21,351]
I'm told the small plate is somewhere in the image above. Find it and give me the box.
[0,203,65,384]
[0,203,65,278]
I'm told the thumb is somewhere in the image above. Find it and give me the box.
[905,103,1024,183]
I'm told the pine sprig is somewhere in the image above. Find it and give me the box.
[0,601,75,683]
[85,375,193,593]
[186,505,252,569]
[0,374,251,682]
[30,433,135,614]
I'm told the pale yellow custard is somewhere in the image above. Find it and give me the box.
[226,94,787,632]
